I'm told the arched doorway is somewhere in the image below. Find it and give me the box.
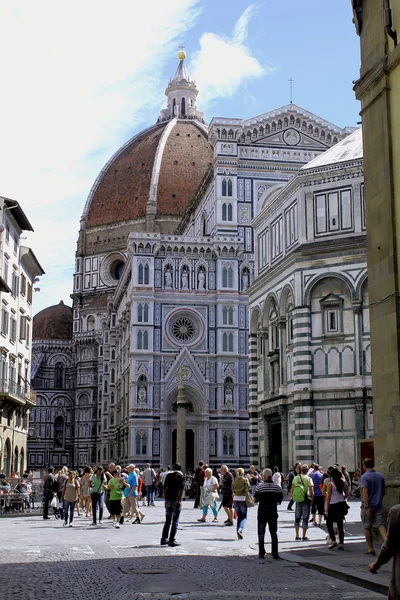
[164,384,208,471]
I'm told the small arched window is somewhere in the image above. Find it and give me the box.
[136,432,148,455]
[172,98,176,116]
[111,349,115,360]
[222,203,227,221]
[181,97,186,117]
[222,266,233,288]
[110,411,114,426]
[223,433,234,455]
[104,380,108,394]
[227,180,233,197]
[111,369,115,384]
[222,179,227,196]
[110,392,115,404]
[227,203,233,221]
[54,363,64,388]
[54,416,64,448]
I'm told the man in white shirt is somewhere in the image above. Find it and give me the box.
[272,467,282,488]
[143,464,156,506]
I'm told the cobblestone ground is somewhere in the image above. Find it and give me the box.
[0,501,384,600]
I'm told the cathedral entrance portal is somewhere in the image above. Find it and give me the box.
[172,429,195,471]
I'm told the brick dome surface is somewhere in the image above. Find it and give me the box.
[85,120,213,229]
[33,301,73,341]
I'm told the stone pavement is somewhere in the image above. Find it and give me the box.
[0,499,390,599]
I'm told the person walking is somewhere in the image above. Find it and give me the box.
[90,467,106,526]
[104,463,116,518]
[61,471,80,527]
[326,467,349,549]
[310,464,324,526]
[232,467,250,539]
[290,464,314,541]
[193,461,204,509]
[43,467,57,520]
[160,462,185,547]
[198,468,219,522]
[57,467,68,520]
[123,464,142,524]
[220,465,234,526]
[247,465,261,496]
[272,466,283,487]
[254,468,283,559]
[287,463,300,511]
[368,503,400,600]
[108,469,129,528]
[143,463,156,507]
[361,457,387,555]
[81,467,93,518]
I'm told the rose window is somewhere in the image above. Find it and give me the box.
[171,316,196,342]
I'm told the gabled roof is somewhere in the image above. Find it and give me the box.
[302,128,362,170]
[242,103,350,133]
[2,197,34,232]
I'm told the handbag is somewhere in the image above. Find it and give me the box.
[245,491,255,507]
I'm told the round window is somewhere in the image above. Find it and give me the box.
[171,316,196,342]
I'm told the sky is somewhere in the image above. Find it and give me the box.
[0,1,361,315]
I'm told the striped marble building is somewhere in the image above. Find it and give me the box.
[248,129,372,473]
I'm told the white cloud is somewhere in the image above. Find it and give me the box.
[0,0,201,313]
[191,4,269,107]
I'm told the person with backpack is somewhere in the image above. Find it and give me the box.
[290,463,314,540]
[287,463,300,510]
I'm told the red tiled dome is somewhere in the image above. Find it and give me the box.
[84,120,213,230]
[33,301,73,341]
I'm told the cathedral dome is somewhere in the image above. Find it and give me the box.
[33,301,73,341]
[82,52,213,233]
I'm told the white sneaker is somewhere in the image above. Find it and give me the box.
[115,523,120,529]
[99,520,103,525]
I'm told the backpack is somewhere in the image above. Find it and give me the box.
[292,476,307,502]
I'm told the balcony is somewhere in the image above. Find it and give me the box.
[0,378,36,406]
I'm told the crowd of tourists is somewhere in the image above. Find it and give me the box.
[39,457,387,555]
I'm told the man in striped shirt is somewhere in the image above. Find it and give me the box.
[254,468,283,559]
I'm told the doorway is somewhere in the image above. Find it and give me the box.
[172,429,195,471]
[270,420,282,469]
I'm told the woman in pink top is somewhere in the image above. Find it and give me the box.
[326,467,349,550]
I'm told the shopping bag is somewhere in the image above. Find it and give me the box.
[50,496,58,508]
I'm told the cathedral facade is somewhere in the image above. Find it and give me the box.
[29,51,356,470]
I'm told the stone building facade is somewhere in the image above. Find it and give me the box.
[31,51,355,470]
[248,129,371,472]
[352,0,400,505]
[0,196,44,476]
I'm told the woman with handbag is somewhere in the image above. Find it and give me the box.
[326,467,349,550]
[232,468,250,539]
[90,467,106,526]
[61,471,80,527]
[198,468,219,523]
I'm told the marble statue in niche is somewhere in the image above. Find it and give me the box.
[181,268,189,290]
[224,386,233,405]
[138,385,147,404]
[198,269,206,290]
[165,268,172,288]
[242,270,250,290]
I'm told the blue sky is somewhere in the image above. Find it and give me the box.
[0,1,360,315]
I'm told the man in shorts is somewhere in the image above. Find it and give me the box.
[220,465,234,526]
[361,457,387,555]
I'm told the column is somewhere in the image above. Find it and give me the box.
[279,407,289,474]
[293,393,314,464]
[176,385,186,470]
